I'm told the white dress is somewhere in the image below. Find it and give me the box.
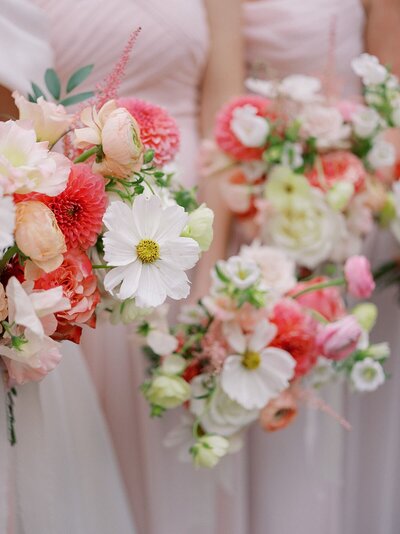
[0,2,136,533]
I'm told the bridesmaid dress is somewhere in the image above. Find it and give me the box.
[0,2,136,533]
[244,2,400,533]
[31,2,247,534]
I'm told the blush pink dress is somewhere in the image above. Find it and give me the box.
[244,2,400,534]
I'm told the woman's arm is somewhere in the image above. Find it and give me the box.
[193,0,244,299]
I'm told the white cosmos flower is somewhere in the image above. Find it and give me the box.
[279,75,321,103]
[352,54,387,85]
[351,357,385,392]
[222,255,261,290]
[0,192,15,258]
[221,320,296,410]
[230,105,270,147]
[103,195,200,308]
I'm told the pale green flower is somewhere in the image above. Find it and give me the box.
[264,166,311,210]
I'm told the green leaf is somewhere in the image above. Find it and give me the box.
[30,82,46,101]
[44,68,61,100]
[66,64,94,93]
[59,91,94,107]
[143,149,155,164]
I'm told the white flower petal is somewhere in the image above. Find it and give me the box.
[157,261,191,301]
[223,321,246,354]
[221,356,270,409]
[103,201,140,242]
[248,321,277,353]
[132,195,162,239]
[104,264,134,296]
[118,260,143,300]
[159,237,200,270]
[103,231,137,266]
[135,264,167,308]
[153,204,188,243]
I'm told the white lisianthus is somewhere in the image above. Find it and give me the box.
[245,78,278,98]
[0,192,15,259]
[351,357,385,392]
[264,166,311,210]
[366,343,390,360]
[351,106,381,138]
[190,376,259,436]
[222,255,261,290]
[0,120,70,196]
[299,105,351,149]
[145,375,191,409]
[230,105,270,147]
[240,242,296,294]
[181,204,214,252]
[221,320,295,410]
[279,75,321,103]
[102,195,200,307]
[367,139,396,169]
[13,92,72,145]
[308,357,336,389]
[161,354,187,375]
[191,435,230,468]
[352,54,387,85]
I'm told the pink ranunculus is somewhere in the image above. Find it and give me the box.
[289,276,346,322]
[344,255,375,299]
[306,151,366,193]
[34,249,100,343]
[259,388,298,432]
[317,315,362,361]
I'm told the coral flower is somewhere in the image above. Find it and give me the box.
[289,276,346,322]
[118,98,180,166]
[306,151,366,193]
[29,164,107,250]
[259,389,298,432]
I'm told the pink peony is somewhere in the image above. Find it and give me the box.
[270,299,319,378]
[214,95,274,161]
[289,276,346,322]
[34,248,100,343]
[317,315,362,361]
[306,152,366,193]
[344,255,375,299]
[118,98,180,166]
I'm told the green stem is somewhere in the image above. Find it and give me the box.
[73,146,98,164]
[0,245,18,272]
[291,277,345,299]
[143,178,155,195]
[92,264,113,270]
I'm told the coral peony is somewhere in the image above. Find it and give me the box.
[306,152,366,193]
[344,255,375,299]
[28,164,107,250]
[215,95,273,161]
[34,248,100,343]
[259,388,298,432]
[289,276,346,322]
[118,98,180,166]
[270,299,319,377]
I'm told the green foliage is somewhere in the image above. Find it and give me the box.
[66,64,94,93]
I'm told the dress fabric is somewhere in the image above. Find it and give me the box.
[0,2,136,533]
[245,2,400,534]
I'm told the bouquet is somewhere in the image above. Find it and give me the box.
[140,243,389,468]
[0,34,213,443]
[204,53,399,270]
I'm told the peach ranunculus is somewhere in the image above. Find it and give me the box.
[15,201,66,273]
[13,92,73,145]
[0,282,7,321]
[74,100,144,178]
[259,388,298,432]
[34,248,100,343]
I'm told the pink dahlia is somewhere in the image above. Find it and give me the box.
[118,98,180,166]
[306,151,366,193]
[214,95,274,161]
[28,164,107,251]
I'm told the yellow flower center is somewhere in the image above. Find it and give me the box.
[242,350,261,370]
[136,239,160,263]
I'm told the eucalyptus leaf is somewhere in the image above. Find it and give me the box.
[59,91,94,107]
[30,82,46,101]
[44,68,61,100]
[66,64,94,94]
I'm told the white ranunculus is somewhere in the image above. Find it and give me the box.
[103,195,200,308]
[300,105,351,149]
[352,54,387,86]
[191,435,230,468]
[223,255,261,290]
[190,376,259,436]
[221,320,295,410]
[230,105,270,147]
[279,75,321,103]
[352,106,381,138]
[181,203,214,252]
[350,357,385,392]
[367,139,396,169]
[240,241,296,294]
[145,375,191,409]
[0,192,15,259]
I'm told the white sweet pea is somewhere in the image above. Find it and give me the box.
[230,105,269,147]
[0,192,15,259]
[221,320,295,410]
[367,139,396,169]
[352,106,381,138]
[352,54,387,85]
[223,255,261,290]
[191,435,230,468]
[351,357,385,392]
[279,75,321,103]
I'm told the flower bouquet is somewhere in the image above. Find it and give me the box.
[139,243,389,468]
[204,53,399,270]
[0,35,213,443]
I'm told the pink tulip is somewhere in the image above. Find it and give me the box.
[344,255,375,299]
[317,316,362,361]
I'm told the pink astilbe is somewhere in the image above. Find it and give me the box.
[199,320,229,373]
[295,386,351,430]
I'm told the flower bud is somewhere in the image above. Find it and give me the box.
[145,375,191,409]
[366,342,390,360]
[344,256,375,299]
[181,204,214,252]
[161,354,187,375]
[352,303,378,332]
[327,181,355,211]
[317,316,363,361]
[191,435,229,468]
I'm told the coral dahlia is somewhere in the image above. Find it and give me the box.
[118,98,180,166]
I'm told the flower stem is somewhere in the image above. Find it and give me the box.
[0,245,18,273]
[73,146,98,164]
[92,264,113,269]
[291,277,345,299]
